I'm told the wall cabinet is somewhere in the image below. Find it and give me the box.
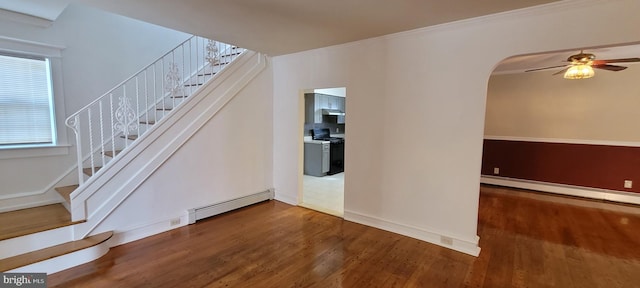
[336,96,345,124]
[304,93,346,124]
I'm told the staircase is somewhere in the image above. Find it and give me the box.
[0,35,258,273]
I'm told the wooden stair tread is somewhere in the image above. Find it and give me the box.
[139,120,156,125]
[0,204,84,241]
[120,135,138,141]
[156,107,173,111]
[82,166,102,176]
[0,231,113,272]
[209,60,233,67]
[170,95,188,99]
[55,185,78,204]
[103,150,123,158]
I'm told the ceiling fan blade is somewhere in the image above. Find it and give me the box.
[592,64,627,71]
[552,67,570,76]
[593,58,640,65]
[524,64,569,72]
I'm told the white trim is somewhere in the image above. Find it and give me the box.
[274,192,297,206]
[109,214,189,247]
[0,35,64,58]
[0,197,61,213]
[9,242,110,274]
[70,52,267,238]
[0,226,73,259]
[0,163,76,201]
[484,135,640,147]
[0,40,69,163]
[344,210,481,257]
[0,144,70,160]
[0,225,73,259]
[0,8,53,28]
[481,176,640,205]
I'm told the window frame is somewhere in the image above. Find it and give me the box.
[0,36,69,159]
[0,52,57,147]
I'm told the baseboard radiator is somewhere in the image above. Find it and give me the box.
[188,188,275,224]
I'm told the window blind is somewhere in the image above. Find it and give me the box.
[0,53,54,146]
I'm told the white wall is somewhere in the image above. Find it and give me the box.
[272,0,640,255]
[91,63,273,239]
[486,67,640,143]
[0,4,189,208]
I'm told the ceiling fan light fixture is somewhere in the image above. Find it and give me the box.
[564,64,594,79]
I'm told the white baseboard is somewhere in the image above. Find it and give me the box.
[0,191,62,213]
[274,192,297,206]
[344,210,480,257]
[481,176,640,205]
[109,214,190,247]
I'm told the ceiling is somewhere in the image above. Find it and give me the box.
[0,0,72,21]
[3,0,638,71]
[69,0,562,56]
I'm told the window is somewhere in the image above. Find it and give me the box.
[0,53,56,147]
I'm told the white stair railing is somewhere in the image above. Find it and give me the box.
[66,36,245,184]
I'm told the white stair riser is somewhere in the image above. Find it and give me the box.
[0,226,73,259]
[8,243,110,274]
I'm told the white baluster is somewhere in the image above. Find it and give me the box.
[135,77,140,138]
[99,100,106,167]
[189,39,193,97]
[144,70,149,126]
[87,108,95,176]
[64,36,243,185]
[67,115,84,185]
[110,93,115,159]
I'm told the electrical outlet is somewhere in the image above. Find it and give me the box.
[170,218,181,226]
[624,180,633,189]
[440,236,453,245]
[493,167,500,175]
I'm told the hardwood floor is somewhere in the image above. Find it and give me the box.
[0,204,79,241]
[48,185,640,287]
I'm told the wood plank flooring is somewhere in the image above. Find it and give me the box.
[48,185,640,287]
[0,204,79,241]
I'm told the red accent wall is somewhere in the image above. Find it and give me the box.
[481,139,640,193]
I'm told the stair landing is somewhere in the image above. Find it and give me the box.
[0,204,83,241]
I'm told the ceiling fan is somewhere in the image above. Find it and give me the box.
[525,51,640,79]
